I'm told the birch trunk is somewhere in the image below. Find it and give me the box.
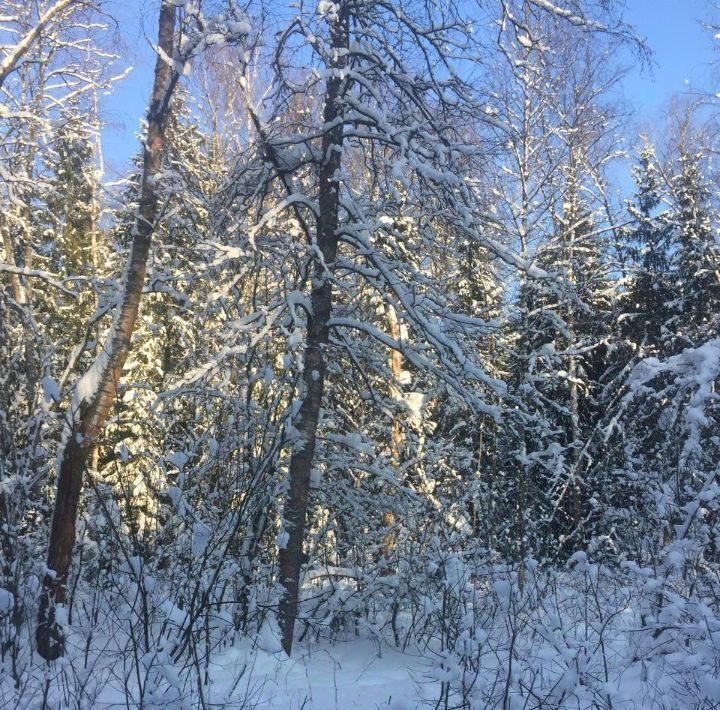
[36,0,178,661]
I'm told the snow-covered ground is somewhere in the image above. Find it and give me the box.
[207,639,426,709]
[4,560,720,708]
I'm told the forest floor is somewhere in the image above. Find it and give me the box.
[206,638,425,709]
[3,565,719,708]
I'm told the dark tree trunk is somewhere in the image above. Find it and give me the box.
[36,0,178,661]
[277,5,349,656]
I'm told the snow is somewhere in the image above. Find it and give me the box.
[235,641,427,708]
[226,20,251,37]
[317,0,339,16]
[84,639,429,708]
[191,520,212,556]
[167,451,189,469]
[276,530,290,549]
[492,579,512,598]
[3,553,720,708]
[0,588,13,611]
[70,318,120,419]
[517,33,532,48]
[624,339,720,468]
[72,347,109,413]
[53,604,69,627]
[1,604,705,709]
[41,376,60,403]
[402,391,425,424]
[4,1,720,708]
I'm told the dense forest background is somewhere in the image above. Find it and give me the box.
[1,0,720,707]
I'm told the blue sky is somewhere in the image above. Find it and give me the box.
[101,0,157,176]
[622,0,714,114]
[99,0,718,176]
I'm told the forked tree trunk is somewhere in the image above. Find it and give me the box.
[36,0,178,661]
[277,6,349,657]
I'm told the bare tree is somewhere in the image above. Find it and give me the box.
[0,0,76,90]
[275,2,350,656]
[252,0,504,656]
[0,0,113,668]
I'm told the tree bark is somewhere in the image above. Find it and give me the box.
[380,305,403,570]
[2,229,37,413]
[36,0,178,661]
[277,5,349,656]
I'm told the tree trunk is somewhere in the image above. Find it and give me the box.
[36,0,178,661]
[277,5,349,657]
[380,305,403,570]
[2,226,38,414]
